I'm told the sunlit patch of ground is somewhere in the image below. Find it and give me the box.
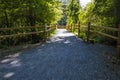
[0,29,119,80]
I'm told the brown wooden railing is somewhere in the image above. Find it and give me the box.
[0,25,57,41]
[57,25,66,29]
[66,22,120,58]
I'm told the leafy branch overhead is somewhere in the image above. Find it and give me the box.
[0,0,63,27]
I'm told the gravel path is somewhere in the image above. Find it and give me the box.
[0,29,120,80]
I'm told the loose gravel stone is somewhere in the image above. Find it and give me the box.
[0,29,120,80]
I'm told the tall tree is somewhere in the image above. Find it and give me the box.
[114,0,120,26]
[66,0,81,24]
[0,0,63,45]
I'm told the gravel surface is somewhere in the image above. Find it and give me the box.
[0,29,120,80]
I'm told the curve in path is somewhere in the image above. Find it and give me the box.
[0,29,120,80]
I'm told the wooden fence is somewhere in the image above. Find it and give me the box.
[0,25,57,41]
[66,22,120,58]
[57,25,66,29]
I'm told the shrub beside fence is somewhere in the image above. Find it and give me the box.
[66,22,120,58]
[0,25,57,48]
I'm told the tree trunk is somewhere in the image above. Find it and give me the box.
[28,6,38,43]
[29,9,35,26]
[4,10,9,27]
[114,0,120,26]
[114,0,120,58]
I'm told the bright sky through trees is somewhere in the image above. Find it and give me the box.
[80,0,91,7]
[60,0,91,6]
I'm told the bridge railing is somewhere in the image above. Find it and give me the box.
[66,23,120,58]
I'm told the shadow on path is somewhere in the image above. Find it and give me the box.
[0,29,120,80]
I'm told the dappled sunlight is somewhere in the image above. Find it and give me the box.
[5,52,21,58]
[0,0,119,79]
[10,59,21,67]
[4,72,15,78]
[1,52,22,67]
[64,40,71,44]
[0,29,119,80]
[1,59,11,63]
[55,29,74,37]
[10,60,19,65]
[56,33,74,37]
[50,37,64,43]
[0,53,22,79]
[48,29,75,43]
[1,58,22,67]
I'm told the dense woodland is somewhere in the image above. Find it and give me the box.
[0,0,62,27]
[66,0,120,45]
[0,0,62,48]
[0,0,120,48]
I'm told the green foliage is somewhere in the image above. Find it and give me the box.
[79,2,95,24]
[66,0,81,24]
[77,0,119,45]
[0,0,62,27]
[79,0,118,26]
[114,0,120,25]
[58,4,67,25]
[0,0,62,48]
[67,0,119,46]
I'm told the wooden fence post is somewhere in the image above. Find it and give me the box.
[68,25,70,31]
[73,24,75,32]
[70,24,72,32]
[44,24,47,42]
[87,22,91,43]
[56,25,57,30]
[117,25,120,58]
[48,25,51,37]
[78,22,80,37]
[66,24,68,30]
[65,24,68,30]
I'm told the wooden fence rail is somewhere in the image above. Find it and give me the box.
[0,26,44,31]
[66,22,120,58]
[0,25,57,41]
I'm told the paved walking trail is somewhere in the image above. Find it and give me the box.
[0,29,120,80]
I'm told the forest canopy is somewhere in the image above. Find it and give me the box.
[66,0,120,45]
[0,0,120,47]
[66,0,120,26]
[0,0,63,47]
[0,0,63,28]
